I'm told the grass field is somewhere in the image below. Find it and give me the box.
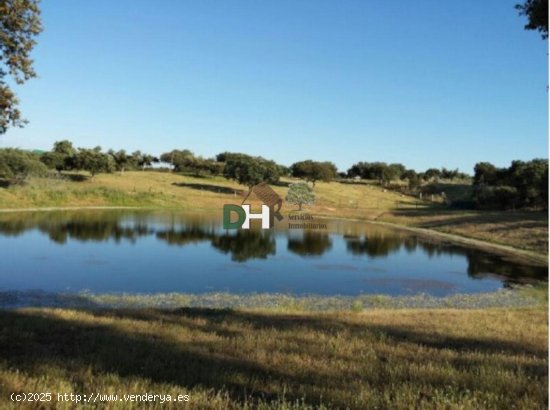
[0,171,422,212]
[0,172,547,409]
[0,171,547,256]
[0,306,546,409]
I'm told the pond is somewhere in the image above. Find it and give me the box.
[0,210,546,297]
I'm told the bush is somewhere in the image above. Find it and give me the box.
[0,149,48,184]
[473,159,548,210]
[473,185,519,210]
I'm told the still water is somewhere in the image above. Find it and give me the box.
[0,210,545,297]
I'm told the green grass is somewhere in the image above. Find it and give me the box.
[0,306,547,409]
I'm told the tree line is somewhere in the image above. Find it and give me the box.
[0,140,546,210]
[473,159,548,210]
[0,141,160,182]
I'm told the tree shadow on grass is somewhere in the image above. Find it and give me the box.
[161,308,547,357]
[270,180,291,187]
[0,311,298,401]
[61,173,89,182]
[172,182,244,195]
[0,307,547,407]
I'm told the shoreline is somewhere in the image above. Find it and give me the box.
[0,288,545,311]
[0,205,546,266]
[317,215,548,267]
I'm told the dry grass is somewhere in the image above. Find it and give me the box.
[0,307,546,409]
[379,210,548,254]
[0,171,424,214]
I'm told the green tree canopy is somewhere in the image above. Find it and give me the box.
[473,159,548,209]
[160,149,194,171]
[223,154,280,187]
[0,148,47,182]
[53,140,76,156]
[74,147,114,179]
[290,160,338,186]
[0,0,42,133]
[401,169,421,190]
[108,149,131,173]
[40,140,77,172]
[161,149,222,176]
[286,182,315,210]
[346,161,404,184]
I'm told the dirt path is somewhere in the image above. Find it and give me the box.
[370,220,547,266]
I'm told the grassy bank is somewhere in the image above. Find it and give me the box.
[1,287,546,311]
[378,209,548,255]
[0,306,546,409]
[0,171,547,255]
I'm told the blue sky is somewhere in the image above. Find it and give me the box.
[1,0,547,173]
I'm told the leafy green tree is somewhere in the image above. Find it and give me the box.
[223,154,280,187]
[384,163,405,182]
[108,150,131,173]
[286,182,315,210]
[131,151,157,170]
[161,149,221,176]
[40,151,66,172]
[516,0,548,38]
[40,140,77,172]
[508,159,548,207]
[206,160,225,175]
[52,140,76,156]
[440,167,460,180]
[278,164,290,177]
[401,169,421,190]
[0,0,42,133]
[74,147,114,180]
[0,148,47,183]
[290,160,337,186]
[184,156,220,177]
[160,149,194,172]
[423,168,441,181]
[473,159,548,209]
[473,162,501,185]
[346,162,404,185]
[215,152,234,162]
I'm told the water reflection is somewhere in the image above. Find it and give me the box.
[344,233,401,257]
[288,232,332,256]
[0,211,546,293]
[211,231,276,262]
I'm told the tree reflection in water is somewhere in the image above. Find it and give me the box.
[0,210,545,284]
[287,232,332,256]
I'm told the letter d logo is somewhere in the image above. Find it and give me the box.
[223,205,246,229]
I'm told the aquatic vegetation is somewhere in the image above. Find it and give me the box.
[0,286,544,311]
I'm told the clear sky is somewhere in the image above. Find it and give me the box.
[1,0,548,173]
